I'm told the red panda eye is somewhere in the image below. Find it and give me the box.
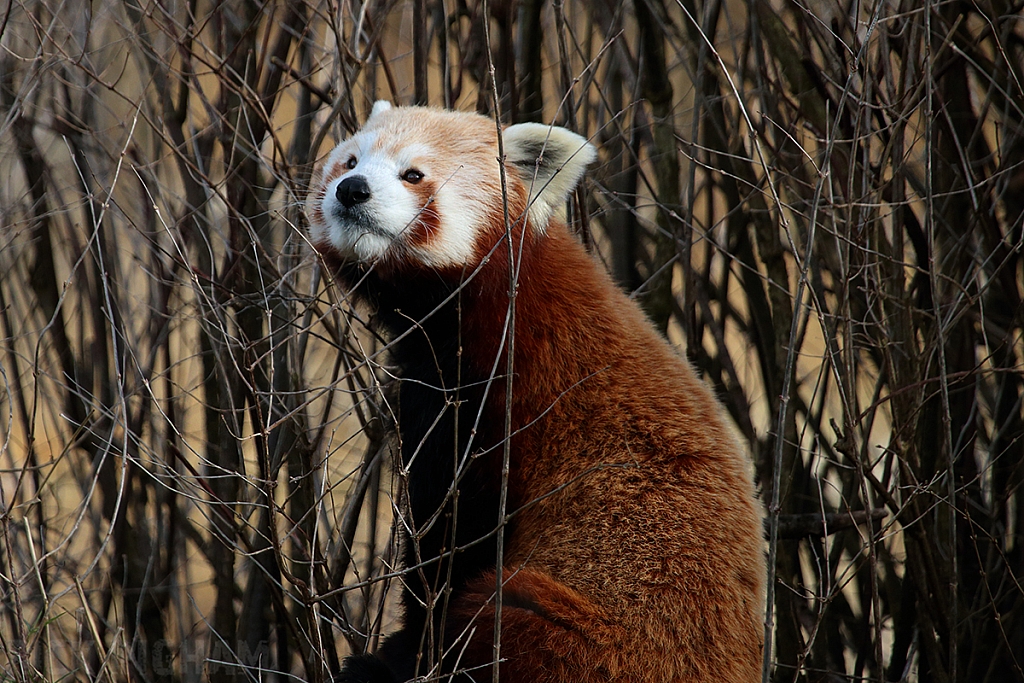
[345,156,357,170]
[401,169,424,184]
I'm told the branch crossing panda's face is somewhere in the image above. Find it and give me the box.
[307,101,596,270]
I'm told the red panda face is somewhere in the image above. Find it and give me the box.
[307,102,596,270]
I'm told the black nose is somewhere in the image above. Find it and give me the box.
[336,176,371,208]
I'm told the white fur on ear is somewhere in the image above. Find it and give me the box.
[369,100,393,119]
[503,123,597,229]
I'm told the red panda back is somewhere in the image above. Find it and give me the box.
[448,220,765,683]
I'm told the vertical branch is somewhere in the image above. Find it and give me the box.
[517,0,544,122]
[413,0,429,105]
[678,0,720,356]
[634,0,679,334]
[481,1,514,677]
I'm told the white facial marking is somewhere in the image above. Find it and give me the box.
[311,130,484,268]
[313,130,420,261]
[417,164,487,267]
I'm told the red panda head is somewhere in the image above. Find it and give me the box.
[307,102,596,270]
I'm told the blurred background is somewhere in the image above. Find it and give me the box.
[1,0,1022,681]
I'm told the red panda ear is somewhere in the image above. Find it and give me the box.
[368,100,393,120]
[503,123,596,229]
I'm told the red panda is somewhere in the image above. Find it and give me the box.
[307,101,764,683]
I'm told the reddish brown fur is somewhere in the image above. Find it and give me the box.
[404,179,444,251]
[436,204,765,682]
[316,107,764,683]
